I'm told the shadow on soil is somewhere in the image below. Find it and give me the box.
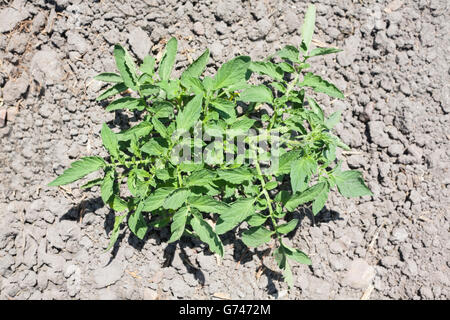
[60,192,343,296]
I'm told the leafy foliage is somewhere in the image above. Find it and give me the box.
[48,4,372,289]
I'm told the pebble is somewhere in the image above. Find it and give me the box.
[342,259,376,289]
[93,261,125,288]
[0,7,27,33]
[128,27,151,61]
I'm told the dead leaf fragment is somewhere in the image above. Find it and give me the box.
[213,292,231,300]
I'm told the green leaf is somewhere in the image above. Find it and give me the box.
[213,56,251,90]
[190,211,224,256]
[94,73,122,83]
[180,75,205,95]
[324,110,342,129]
[307,97,324,122]
[128,202,148,240]
[96,83,128,101]
[101,123,119,158]
[275,150,302,175]
[106,97,146,112]
[117,121,153,141]
[284,244,312,265]
[106,214,126,251]
[274,246,293,288]
[216,198,255,235]
[176,94,203,132]
[239,85,273,104]
[300,72,345,99]
[168,206,189,243]
[140,55,155,75]
[163,189,190,210]
[290,156,317,193]
[285,182,328,211]
[100,170,115,203]
[216,167,253,184]
[300,4,316,53]
[265,181,278,190]
[241,226,273,247]
[182,48,209,79]
[142,187,174,212]
[333,170,373,198]
[246,213,268,227]
[113,44,138,90]
[151,117,168,139]
[48,157,106,186]
[229,116,256,134]
[185,169,215,187]
[108,195,129,212]
[80,178,103,190]
[140,84,160,96]
[159,37,178,81]
[210,99,236,121]
[277,219,298,234]
[308,47,342,58]
[189,195,229,215]
[141,139,167,156]
[276,45,300,63]
[312,182,330,215]
[249,61,283,81]
[277,62,295,73]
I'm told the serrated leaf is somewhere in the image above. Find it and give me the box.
[277,62,295,73]
[324,110,341,129]
[216,198,255,235]
[189,195,229,215]
[150,117,167,139]
[312,182,330,215]
[229,116,256,134]
[141,187,174,212]
[246,213,268,227]
[176,94,203,132]
[276,45,300,63]
[274,246,293,288]
[100,169,115,203]
[168,206,189,243]
[48,157,106,186]
[108,195,129,212]
[213,56,251,90]
[300,4,316,54]
[106,97,146,112]
[333,170,373,198]
[239,85,273,104]
[128,202,148,240]
[80,177,103,190]
[284,244,312,265]
[249,61,283,81]
[264,181,277,191]
[290,156,317,193]
[190,211,224,256]
[140,84,160,96]
[210,99,236,121]
[140,55,155,75]
[117,121,153,141]
[96,83,128,101]
[300,72,345,99]
[101,123,119,158]
[159,37,177,81]
[308,47,342,58]
[182,48,209,79]
[241,226,273,247]
[94,73,123,83]
[285,181,328,211]
[185,169,215,187]
[277,219,298,234]
[307,97,324,122]
[181,75,205,95]
[113,44,138,90]
[216,167,253,184]
[106,214,126,251]
[163,188,190,210]
[141,139,167,156]
[275,150,302,175]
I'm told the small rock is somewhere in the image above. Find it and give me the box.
[368,120,390,148]
[97,288,119,300]
[408,190,421,204]
[210,41,224,59]
[2,75,29,104]
[419,286,434,299]
[193,22,205,36]
[387,143,404,157]
[337,36,360,67]
[93,261,125,288]
[285,11,301,33]
[128,27,151,61]
[391,227,408,243]
[342,259,376,289]
[0,255,15,277]
[43,253,66,271]
[380,256,398,267]
[0,7,27,33]
[143,287,158,300]
[46,226,65,249]
[197,253,216,272]
[170,276,193,298]
[31,50,65,85]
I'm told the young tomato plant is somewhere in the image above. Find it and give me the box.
[49,4,372,288]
